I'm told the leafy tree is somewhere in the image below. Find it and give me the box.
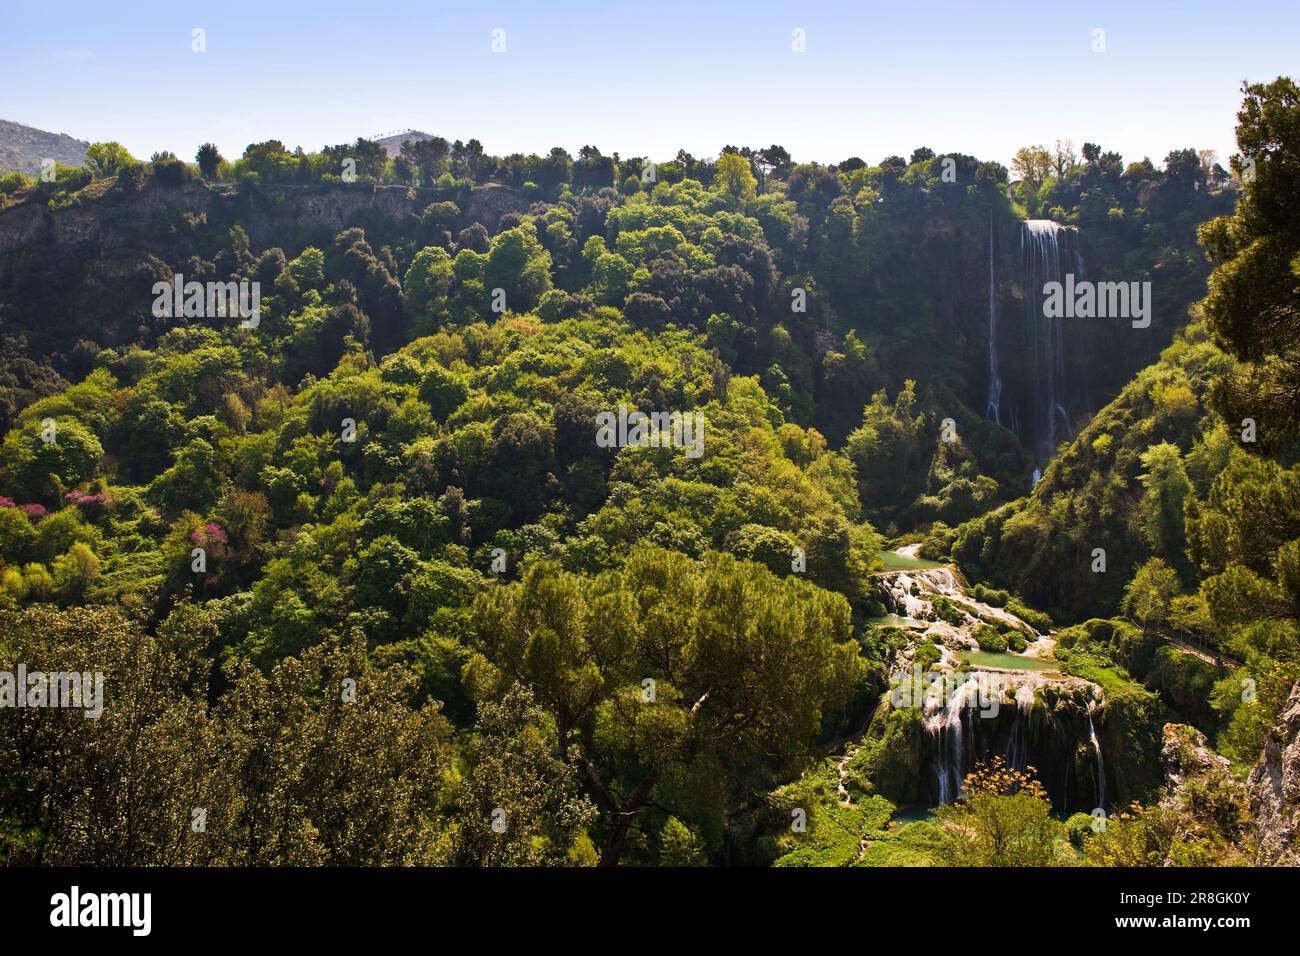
[287,246,325,288]
[470,546,864,865]
[714,152,757,203]
[196,142,224,179]
[658,817,707,865]
[84,141,136,178]
[1122,558,1182,629]
[1200,78,1300,449]
[485,224,553,312]
[450,684,597,865]
[1011,145,1052,189]
[404,246,454,331]
[1,416,103,504]
[934,758,1064,866]
[1137,442,1192,563]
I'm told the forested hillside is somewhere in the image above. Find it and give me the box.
[1,77,1297,869]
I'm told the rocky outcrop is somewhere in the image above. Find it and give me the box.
[1161,722,1232,790]
[1154,723,1253,864]
[0,178,528,260]
[1247,680,1300,865]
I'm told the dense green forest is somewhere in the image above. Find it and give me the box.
[1,78,1297,868]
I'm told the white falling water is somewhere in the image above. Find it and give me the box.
[1087,701,1107,809]
[924,678,978,804]
[1020,220,1081,462]
[877,567,963,618]
[1006,684,1035,770]
[986,209,1001,424]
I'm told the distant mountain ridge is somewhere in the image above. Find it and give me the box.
[0,119,89,176]
[371,129,433,157]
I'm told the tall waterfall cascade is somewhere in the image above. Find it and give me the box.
[985,219,1088,463]
[986,210,1001,424]
[1087,700,1107,809]
[1020,219,1083,462]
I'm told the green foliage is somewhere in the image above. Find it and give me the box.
[848,703,924,804]
[0,606,459,865]
[658,816,707,866]
[1004,597,1052,632]
[769,758,895,867]
[0,82,1292,869]
[84,141,136,178]
[1122,558,1182,628]
[972,623,1008,652]
[471,545,865,865]
[932,759,1066,866]
[1200,78,1300,453]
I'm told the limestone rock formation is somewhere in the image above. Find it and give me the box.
[1247,680,1300,865]
[1161,722,1231,790]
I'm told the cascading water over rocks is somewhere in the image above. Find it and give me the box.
[919,671,1109,811]
[873,561,1110,812]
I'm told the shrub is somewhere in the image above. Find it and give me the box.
[1006,597,1052,632]
[972,623,1007,652]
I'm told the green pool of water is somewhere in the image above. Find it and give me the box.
[865,613,922,628]
[888,807,935,829]
[875,550,946,571]
[962,650,1056,671]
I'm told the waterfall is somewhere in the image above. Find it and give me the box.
[1087,702,1107,810]
[925,678,977,804]
[876,565,1042,640]
[873,561,1110,811]
[1020,220,1082,462]
[877,567,963,619]
[916,672,1108,811]
[1006,684,1035,770]
[986,209,1001,424]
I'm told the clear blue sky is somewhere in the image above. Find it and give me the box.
[3,0,1297,171]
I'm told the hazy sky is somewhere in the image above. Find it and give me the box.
[3,0,1297,171]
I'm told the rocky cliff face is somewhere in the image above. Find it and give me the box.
[0,179,528,260]
[1248,679,1300,865]
[1157,723,1253,864]
[1161,722,1233,790]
